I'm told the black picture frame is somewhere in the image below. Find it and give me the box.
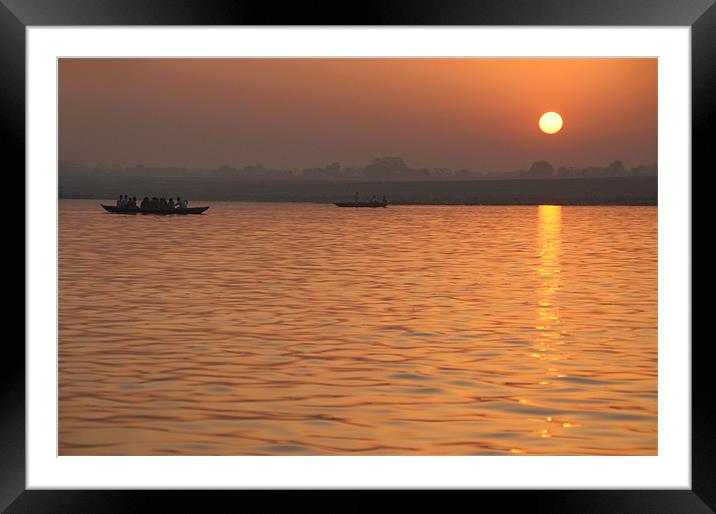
[4,1,710,511]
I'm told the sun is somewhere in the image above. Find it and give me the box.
[539,112,563,134]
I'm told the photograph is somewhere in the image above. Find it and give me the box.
[3,0,709,505]
[57,57,659,457]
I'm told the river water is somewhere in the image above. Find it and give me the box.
[59,201,657,455]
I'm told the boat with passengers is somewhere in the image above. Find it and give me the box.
[335,194,389,208]
[102,194,208,214]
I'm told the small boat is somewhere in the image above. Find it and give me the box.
[334,201,388,208]
[101,204,209,215]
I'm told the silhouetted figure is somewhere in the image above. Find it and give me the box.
[140,197,149,209]
[159,197,168,209]
[168,198,175,209]
[116,194,123,207]
[179,197,189,208]
[371,195,377,204]
[151,197,159,208]
[382,195,387,204]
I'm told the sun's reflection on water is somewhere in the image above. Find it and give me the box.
[525,205,567,448]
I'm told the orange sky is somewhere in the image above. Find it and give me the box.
[59,58,657,171]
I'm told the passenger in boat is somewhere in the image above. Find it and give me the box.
[151,197,159,208]
[167,198,175,209]
[371,195,377,204]
[382,195,387,204]
[116,194,123,207]
[178,197,188,208]
[159,197,168,209]
[127,197,137,208]
[140,197,149,209]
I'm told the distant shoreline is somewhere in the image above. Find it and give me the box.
[60,199,657,207]
[61,198,657,207]
[59,176,657,206]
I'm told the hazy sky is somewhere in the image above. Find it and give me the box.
[59,58,657,171]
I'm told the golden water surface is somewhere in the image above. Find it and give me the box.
[59,201,657,455]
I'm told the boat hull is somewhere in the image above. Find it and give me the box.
[334,202,388,208]
[101,204,209,215]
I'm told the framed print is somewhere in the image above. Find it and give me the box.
[5,0,712,511]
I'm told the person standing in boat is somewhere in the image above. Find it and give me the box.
[116,194,123,207]
[178,197,189,208]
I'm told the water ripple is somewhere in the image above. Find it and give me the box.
[59,201,657,455]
